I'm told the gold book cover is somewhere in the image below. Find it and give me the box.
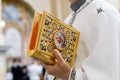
[27,11,80,66]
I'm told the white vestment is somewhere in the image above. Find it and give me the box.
[64,0,120,80]
[46,0,120,80]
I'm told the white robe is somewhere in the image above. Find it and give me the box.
[64,0,120,80]
[46,0,120,80]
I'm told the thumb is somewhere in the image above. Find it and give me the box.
[53,49,64,63]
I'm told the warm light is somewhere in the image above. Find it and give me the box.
[0,20,6,28]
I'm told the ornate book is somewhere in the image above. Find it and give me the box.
[27,11,80,66]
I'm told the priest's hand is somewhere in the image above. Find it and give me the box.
[40,49,71,80]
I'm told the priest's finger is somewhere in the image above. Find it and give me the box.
[53,49,64,63]
[39,61,51,70]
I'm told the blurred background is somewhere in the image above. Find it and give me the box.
[0,0,120,80]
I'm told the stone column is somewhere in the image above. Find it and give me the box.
[0,0,1,20]
[0,46,10,80]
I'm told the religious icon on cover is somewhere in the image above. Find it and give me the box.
[53,31,67,50]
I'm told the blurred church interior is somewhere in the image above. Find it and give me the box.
[0,0,119,80]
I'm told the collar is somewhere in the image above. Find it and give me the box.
[70,0,86,12]
[68,0,94,25]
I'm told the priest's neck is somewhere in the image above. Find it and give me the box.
[70,0,86,12]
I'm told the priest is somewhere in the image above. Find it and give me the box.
[40,0,120,80]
